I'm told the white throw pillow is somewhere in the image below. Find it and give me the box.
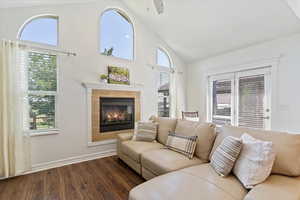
[233,133,276,189]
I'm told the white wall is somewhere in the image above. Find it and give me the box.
[187,33,300,133]
[0,0,187,168]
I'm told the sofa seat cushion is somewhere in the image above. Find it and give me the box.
[129,165,247,200]
[181,164,247,199]
[244,175,300,200]
[141,148,204,175]
[121,141,164,162]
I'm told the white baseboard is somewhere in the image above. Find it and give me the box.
[28,149,117,174]
[88,139,117,147]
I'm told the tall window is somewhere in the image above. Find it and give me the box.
[19,16,58,133]
[208,67,271,130]
[157,48,172,117]
[100,9,134,60]
[27,52,57,130]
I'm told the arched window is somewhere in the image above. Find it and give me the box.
[100,9,134,60]
[19,16,58,46]
[157,48,171,68]
[156,48,172,117]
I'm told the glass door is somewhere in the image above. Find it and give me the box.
[208,74,235,126]
[208,67,271,130]
[235,68,271,129]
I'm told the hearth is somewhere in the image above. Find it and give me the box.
[100,97,135,132]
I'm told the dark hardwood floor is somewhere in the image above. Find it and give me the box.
[0,156,145,200]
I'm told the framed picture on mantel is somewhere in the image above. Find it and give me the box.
[107,66,130,85]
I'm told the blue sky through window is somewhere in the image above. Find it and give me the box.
[20,17,58,46]
[157,48,171,68]
[100,10,133,60]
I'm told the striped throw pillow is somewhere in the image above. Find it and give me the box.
[166,132,198,159]
[210,136,242,177]
[135,122,158,142]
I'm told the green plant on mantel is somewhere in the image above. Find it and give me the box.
[100,74,108,80]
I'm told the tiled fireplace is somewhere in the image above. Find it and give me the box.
[87,87,141,143]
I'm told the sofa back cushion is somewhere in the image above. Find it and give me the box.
[210,126,300,176]
[156,117,177,145]
[175,120,216,161]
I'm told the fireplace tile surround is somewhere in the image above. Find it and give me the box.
[83,82,141,146]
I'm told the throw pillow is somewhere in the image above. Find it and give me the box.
[233,133,276,189]
[165,132,198,159]
[210,136,243,177]
[133,122,158,142]
[184,117,199,122]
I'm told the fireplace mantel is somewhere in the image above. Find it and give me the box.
[82,82,143,91]
[82,82,142,147]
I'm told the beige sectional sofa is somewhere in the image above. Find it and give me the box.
[117,117,300,200]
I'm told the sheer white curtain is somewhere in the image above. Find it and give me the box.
[170,69,186,118]
[170,70,177,118]
[0,40,31,178]
[170,68,186,118]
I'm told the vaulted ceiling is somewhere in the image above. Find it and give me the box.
[1,0,300,63]
[124,0,300,62]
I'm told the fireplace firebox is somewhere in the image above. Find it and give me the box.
[100,97,135,132]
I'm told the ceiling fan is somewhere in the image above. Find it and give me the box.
[153,0,164,14]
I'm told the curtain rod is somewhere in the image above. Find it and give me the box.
[146,64,184,74]
[3,39,77,56]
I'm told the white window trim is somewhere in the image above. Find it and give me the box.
[28,129,60,137]
[206,58,279,130]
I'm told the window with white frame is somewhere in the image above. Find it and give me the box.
[100,9,134,60]
[19,16,58,132]
[156,48,172,117]
[27,52,57,131]
[207,67,271,130]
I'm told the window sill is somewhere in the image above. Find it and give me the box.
[28,129,60,137]
[99,53,134,63]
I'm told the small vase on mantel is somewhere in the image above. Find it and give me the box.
[100,74,108,84]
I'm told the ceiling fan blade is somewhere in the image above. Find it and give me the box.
[153,0,164,14]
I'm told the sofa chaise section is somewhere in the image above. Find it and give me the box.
[129,164,247,200]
